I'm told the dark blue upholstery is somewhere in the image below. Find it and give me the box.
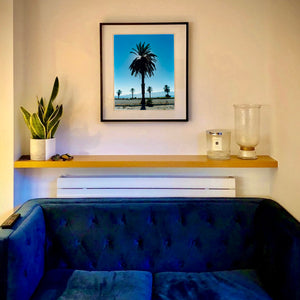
[0,206,45,300]
[255,200,300,299]
[42,199,260,272]
[32,269,152,300]
[153,270,272,300]
[0,197,299,300]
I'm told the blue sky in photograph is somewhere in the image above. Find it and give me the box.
[114,34,174,98]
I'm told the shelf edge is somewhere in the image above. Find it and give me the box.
[14,155,278,169]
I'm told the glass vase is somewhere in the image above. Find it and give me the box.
[234,104,261,159]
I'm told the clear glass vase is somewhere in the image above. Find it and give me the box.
[234,104,261,159]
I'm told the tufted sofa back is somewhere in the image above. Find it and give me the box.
[41,198,263,273]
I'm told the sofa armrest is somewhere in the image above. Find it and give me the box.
[256,199,300,300]
[0,205,46,300]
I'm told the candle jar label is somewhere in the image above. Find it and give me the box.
[212,136,223,151]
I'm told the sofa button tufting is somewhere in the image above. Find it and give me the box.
[59,218,68,227]
[234,214,242,225]
[26,237,31,246]
[89,261,97,270]
[206,262,213,270]
[90,216,98,226]
[104,238,114,249]
[134,238,144,250]
[74,239,81,247]
[179,215,186,226]
[149,259,155,268]
[164,238,171,248]
[178,260,185,268]
[190,239,201,248]
[147,213,156,225]
[221,238,229,246]
[207,215,214,226]
[121,214,127,225]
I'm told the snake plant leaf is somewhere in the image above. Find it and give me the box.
[46,104,63,138]
[20,106,31,130]
[30,113,46,139]
[48,104,62,122]
[38,98,45,121]
[43,98,54,123]
[49,120,60,138]
[38,97,45,111]
[40,97,45,109]
[49,77,59,102]
[43,77,59,122]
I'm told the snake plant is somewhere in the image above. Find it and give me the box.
[20,77,63,139]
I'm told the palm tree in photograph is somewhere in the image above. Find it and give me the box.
[163,85,170,98]
[129,42,157,110]
[130,88,135,99]
[147,86,153,99]
[117,89,122,99]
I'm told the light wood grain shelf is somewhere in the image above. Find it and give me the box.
[14,155,278,169]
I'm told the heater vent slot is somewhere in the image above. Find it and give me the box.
[57,176,236,198]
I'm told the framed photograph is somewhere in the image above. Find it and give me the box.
[100,22,188,122]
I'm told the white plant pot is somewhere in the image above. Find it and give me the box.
[30,138,56,161]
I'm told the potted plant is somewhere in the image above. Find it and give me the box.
[20,77,63,160]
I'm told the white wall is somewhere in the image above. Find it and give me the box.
[8,0,300,219]
[0,0,14,221]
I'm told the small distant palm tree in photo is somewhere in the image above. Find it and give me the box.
[147,86,153,99]
[130,88,135,99]
[117,89,122,99]
[164,85,171,98]
[146,86,153,107]
[129,42,157,110]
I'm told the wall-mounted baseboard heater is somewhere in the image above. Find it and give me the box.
[57,176,236,198]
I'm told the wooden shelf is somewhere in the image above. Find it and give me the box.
[14,155,278,169]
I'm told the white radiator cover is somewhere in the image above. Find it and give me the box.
[57,176,236,198]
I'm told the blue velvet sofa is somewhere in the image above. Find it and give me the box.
[0,197,300,300]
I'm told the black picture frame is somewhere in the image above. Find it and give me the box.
[100,22,188,122]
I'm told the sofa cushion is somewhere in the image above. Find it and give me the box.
[32,269,152,300]
[153,269,272,300]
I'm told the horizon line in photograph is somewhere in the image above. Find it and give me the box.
[114,89,175,99]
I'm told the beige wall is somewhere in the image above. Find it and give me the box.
[0,0,14,221]
[2,0,299,220]
[14,0,273,156]
[269,0,300,219]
